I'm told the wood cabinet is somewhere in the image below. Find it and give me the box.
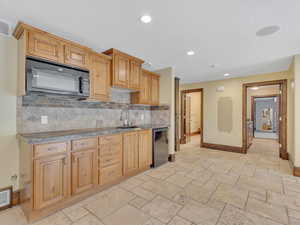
[129,61,141,90]
[150,74,160,105]
[123,132,139,175]
[131,69,160,106]
[138,129,153,169]
[19,127,154,222]
[103,48,144,90]
[99,134,123,185]
[27,30,64,63]
[90,53,112,101]
[71,149,98,195]
[33,153,70,210]
[64,44,89,69]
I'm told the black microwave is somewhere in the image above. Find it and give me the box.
[26,57,90,98]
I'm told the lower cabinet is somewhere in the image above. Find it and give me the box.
[123,132,139,175]
[99,134,123,185]
[33,153,70,210]
[71,149,98,195]
[138,129,153,168]
[25,129,153,222]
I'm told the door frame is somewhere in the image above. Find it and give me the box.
[242,79,288,159]
[180,88,203,146]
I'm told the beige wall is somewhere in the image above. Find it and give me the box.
[246,85,280,120]
[293,55,300,166]
[180,71,293,150]
[287,60,295,164]
[187,92,201,133]
[155,67,175,154]
[0,35,19,190]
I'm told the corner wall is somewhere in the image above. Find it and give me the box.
[0,35,19,190]
[155,67,175,155]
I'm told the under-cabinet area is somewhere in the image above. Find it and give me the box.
[14,23,160,105]
[19,129,153,222]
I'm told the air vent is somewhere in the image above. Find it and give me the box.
[0,20,11,36]
[0,186,12,210]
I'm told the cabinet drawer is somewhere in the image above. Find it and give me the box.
[100,153,122,168]
[99,164,122,185]
[99,134,122,146]
[34,142,68,158]
[72,138,98,151]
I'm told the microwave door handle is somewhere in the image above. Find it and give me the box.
[79,77,83,94]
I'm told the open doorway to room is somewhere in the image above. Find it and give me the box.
[180,89,203,147]
[243,80,288,160]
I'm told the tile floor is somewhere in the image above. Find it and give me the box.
[254,131,278,139]
[1,135,300,225]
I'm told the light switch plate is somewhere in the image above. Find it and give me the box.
[141,114,145,120]
[41,116,48,124]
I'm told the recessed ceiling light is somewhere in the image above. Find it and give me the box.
[251,87,259,90]
[256,25,280,37]
[224,73,230,77]
[140,15,152,24]
[187,50,195,56]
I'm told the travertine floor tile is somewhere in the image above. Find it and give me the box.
[62,203,89,222]
[33,212,71,225]
[178,200,221,225]
[0,207,27,225]
[168,216,192,225]
[72,214,104,225]
[219,204,284,225]
[129,196,149,209]
[103,205,149,225]
[212,183,248,209]
[165,174,193,188]
[130,186,157,201]
[246,198,289,224]
[119,177,145,190]
[142,196,182,223]
[83,188,135,219]
[141,180,182,200]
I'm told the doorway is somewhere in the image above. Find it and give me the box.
[180,88,203,146]
[252,95,279,139]
[242,80,288,159]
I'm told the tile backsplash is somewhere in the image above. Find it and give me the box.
[17,91,170,133]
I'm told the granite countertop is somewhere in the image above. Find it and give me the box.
[17,124,169,144]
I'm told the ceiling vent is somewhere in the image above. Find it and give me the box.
[0,20,11,37]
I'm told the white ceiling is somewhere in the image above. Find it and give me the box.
[1,0,300,83]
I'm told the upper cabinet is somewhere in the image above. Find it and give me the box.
[103,48,144,90]
[89,52,112,101]
[64,44,89,69]
[131,69,160,106]
[14,23,91,70]
[27,30,64,63]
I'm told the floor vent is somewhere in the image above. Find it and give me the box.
[0,186,12,210]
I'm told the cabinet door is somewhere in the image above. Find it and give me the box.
[139,71,151,104]
[28,31,63,63]
[64,44,89,69]
[123,132,139,175]
[33,154,70,210]
[129,60,141,90]
[151,75,160,105]
[138,130,153,168]
[71,149,98,195]
[113,54,130,88]
[91,54,111,101]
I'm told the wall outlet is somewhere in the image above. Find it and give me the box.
[141,114,144,120]
[41,116,48,124]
